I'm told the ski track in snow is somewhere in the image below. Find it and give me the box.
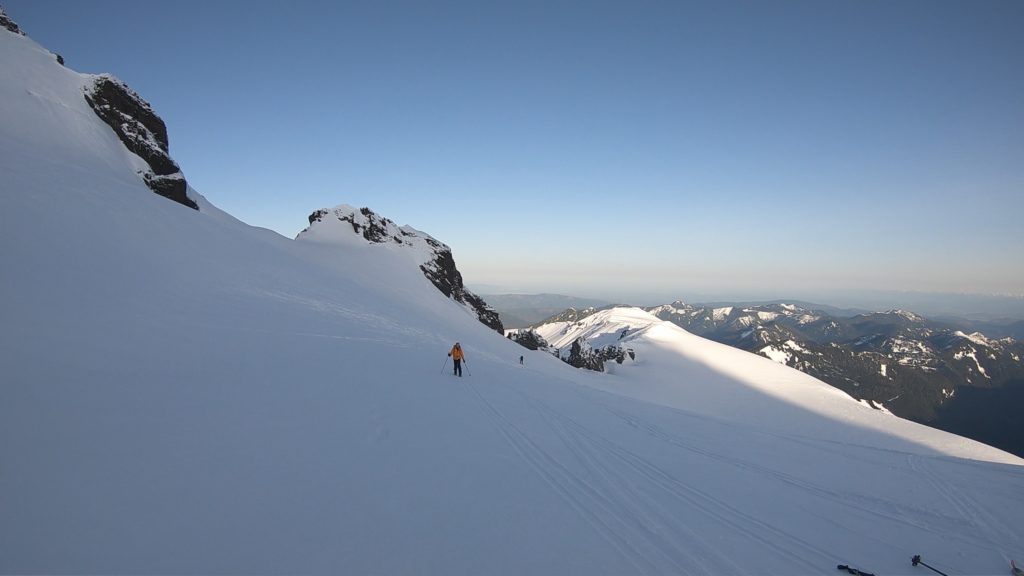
[460,377,660,574]
[465,372,1024,574]
[465,376,830,574]
[607,405,1009,555]
[765,432,1024,563]
[906,453,1018,556]
[551,404,832,573]
[525,396,740,574]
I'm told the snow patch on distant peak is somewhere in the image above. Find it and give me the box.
[712,306,733,321]
[649,303,689,316]
[761,346,790,364]
[760,340,807,365]
[954,347,991,379]
[885,309,926,322]
[954,330,994,347]
[534,306,658,351]
[735,316,756,327]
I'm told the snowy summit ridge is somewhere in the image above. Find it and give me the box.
[301,204,503,333]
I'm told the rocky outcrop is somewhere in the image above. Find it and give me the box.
[83,75,196,210]
[507,329,549,351]
[417,238,503,333]
[565,338,633,372]
[305,206,504,334]
[1,7,25,35]
[308,206,400,244]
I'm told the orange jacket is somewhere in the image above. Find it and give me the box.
[449,344,464,361]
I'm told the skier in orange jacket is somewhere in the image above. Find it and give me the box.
[448,342,465,377]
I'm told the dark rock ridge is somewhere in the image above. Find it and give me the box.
[83,75,197,210]
[507,329,548,351]
[566,338,632,372]
[305,206,503,334]
[1,7,25,35]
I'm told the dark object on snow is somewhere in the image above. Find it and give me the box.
[912,555,950,576]
[1,7,25,35]
[566,338,633,372]
[1012,560,1023,576]
[509,329,548,351]
[84,76,196,210]
[837,564,875,576]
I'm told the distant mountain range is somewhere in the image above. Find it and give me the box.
[479,293,608,328]
[523,301,1024,457]
[486,291,1024,335]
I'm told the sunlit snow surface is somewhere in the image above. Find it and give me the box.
[2,26,1023,575]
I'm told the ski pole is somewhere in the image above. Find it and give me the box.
[464,359,471,377]
[441,356,449,374]
[912,555,949,576]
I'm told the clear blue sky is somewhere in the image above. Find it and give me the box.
[6,0,1023,305]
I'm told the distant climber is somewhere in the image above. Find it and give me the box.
[448,342,465,377]
[520,355,524,365]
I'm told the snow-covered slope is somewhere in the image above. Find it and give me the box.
[534,307,1016,457]
[299,204,503,333]
[2,15,1023,575]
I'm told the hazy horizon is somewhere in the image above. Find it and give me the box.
[471,284,1024,320]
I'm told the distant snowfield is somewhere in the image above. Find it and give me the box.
[2,25,1023,576]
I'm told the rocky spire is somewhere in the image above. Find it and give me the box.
[0,6,26,36]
